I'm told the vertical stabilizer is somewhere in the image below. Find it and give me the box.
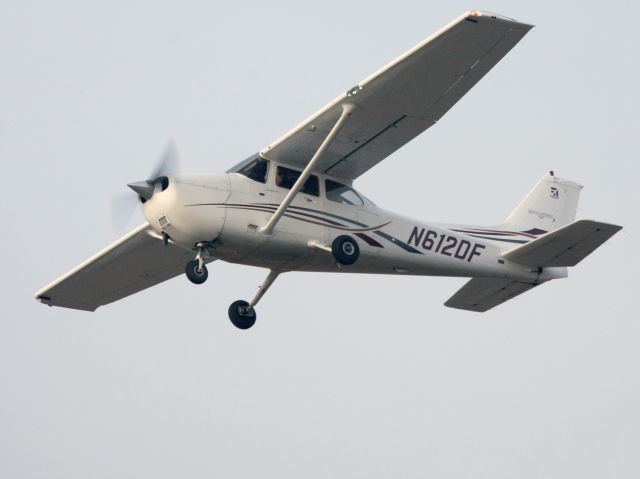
[503,172,583,233]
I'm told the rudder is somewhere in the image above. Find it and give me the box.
[503,172,583,233]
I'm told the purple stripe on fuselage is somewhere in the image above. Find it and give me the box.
[355,233,383,248]
[521,228,548,235]
[452,227,547,239]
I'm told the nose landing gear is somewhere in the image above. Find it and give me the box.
[185,242,210,285]
[185,260,208,284]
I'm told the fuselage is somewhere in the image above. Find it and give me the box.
[139,164,549,284]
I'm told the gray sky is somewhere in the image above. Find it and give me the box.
[1,1,639,477]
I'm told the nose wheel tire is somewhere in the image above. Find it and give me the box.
[331,235,360,265]
[185,260,208,284]
[228,300,257,330]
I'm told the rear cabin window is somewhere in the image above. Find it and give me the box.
[275,166,319,197]
[325,179,363,206]
[238,158,269,183]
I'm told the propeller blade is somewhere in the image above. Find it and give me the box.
[110,193,139,233]
[149,140,179,180]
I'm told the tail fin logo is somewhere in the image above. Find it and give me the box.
[550,186,559,199]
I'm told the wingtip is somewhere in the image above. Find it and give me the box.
[467,11,535,29]
[35,293,52,307]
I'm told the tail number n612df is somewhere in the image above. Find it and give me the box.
[407,227,485,262]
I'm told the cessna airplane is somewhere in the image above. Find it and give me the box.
[36,11,622,329]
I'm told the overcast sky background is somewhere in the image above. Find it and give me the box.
[1,1,639,477]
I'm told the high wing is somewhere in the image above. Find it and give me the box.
[242,11,532,182]
[35,224,209,312]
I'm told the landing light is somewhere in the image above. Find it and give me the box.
[346,85,363,97]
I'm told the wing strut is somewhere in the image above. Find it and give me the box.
[259,103,355,236]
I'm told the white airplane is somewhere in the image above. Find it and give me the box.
[36,11,622,329]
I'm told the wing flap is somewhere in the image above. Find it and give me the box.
[324,116,435,178]
[503,220,622,268]
[258,12,533,181]
[35,224,205,312]
[444,277,538,312]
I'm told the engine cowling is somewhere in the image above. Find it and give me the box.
[141,173,231,248]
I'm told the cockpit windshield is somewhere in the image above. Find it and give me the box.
[325,179,364,206]
[238,158,269,183]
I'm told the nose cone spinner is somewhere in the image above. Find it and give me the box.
[127,181,155,201]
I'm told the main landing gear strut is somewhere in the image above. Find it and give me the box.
[228,270,280,330]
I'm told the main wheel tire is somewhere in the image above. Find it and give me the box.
[228,300,257,330]
[185,260,208,285]
[331,235,360,265]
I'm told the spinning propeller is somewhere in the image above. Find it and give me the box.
[110,141,180,232]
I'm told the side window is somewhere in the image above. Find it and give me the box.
[325,179,363,206]
[275,166,319,197]
[238,158,269,183]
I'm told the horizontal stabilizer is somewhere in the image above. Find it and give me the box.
[444,278,538,312]
[503,220,622,268]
